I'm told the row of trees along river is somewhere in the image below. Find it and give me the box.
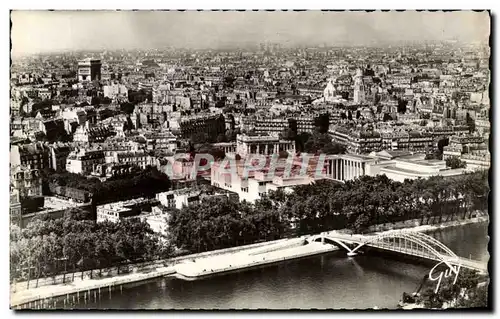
[10,210,174,288]
[10,170,488,286]
[168,170,489,253]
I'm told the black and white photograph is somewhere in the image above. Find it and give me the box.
[9,10,491,310]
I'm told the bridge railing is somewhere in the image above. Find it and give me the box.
[322,232,486,271]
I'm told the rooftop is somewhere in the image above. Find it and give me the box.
[22,196,90,218]
[380,165,464,177]
[97,197,156,212]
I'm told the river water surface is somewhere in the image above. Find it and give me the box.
[74,222,489,309]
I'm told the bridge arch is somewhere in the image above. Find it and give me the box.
[349,231,459,267]
[308,235,354,253]
[408,232,457,258]
[313,231,460,269]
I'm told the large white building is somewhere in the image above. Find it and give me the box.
[210,160,317,203]
[321,151,471,183]
[323,154,375,182]
[364,152,466,183]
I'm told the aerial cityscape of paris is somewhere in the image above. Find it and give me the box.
[9,10,490,310]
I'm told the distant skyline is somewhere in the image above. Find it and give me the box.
[11,10,490,56]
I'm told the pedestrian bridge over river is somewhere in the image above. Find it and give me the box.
[307,231,487,273]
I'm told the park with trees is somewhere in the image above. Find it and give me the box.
[42,166,171,205]
[445,156,467,169]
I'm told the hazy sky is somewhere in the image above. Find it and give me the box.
[11,10,490,55]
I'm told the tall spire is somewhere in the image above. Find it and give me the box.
[353,68,365,104]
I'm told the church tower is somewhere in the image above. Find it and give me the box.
[353,68,365,104]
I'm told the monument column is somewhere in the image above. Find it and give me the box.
[344,160,349,180]
[348,161,351,179]
[351,160,354,180]
[338,159,341,180]
[341,159,344,180]
[338,160,341,180]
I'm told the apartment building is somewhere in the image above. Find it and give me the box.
[156,188,202,209]
[10,165,43,198]
[66,149,105,175]
[10,142,50,170]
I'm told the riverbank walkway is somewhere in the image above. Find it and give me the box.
[174,239,336,279]
[11,266,175,308]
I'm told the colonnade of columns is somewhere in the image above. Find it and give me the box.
[326,158,366,181]
[220,145,236,153]
[245,142,294,156]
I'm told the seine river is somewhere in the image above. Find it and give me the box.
[74,222,489,310]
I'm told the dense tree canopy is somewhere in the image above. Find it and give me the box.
[29,99,53,117]
[383,113,393,122]
[195,143,226,161]
[128,89,152,104]
[296,131,346,155]
[120,102,135,115]
[10,208,172,285]
[168,196,286,253]
[168,171,489,253]
[417,268,488,309]
[446,156,467,169]
[43,167,171,205]
[466,113,476,133]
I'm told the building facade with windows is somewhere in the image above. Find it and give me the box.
[66,149,105,175]
[236,134,295,158]
[156,189,202,209]
[10,165,43,198]
[10,142,50,170]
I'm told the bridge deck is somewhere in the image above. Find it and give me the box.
[312,232,487,273]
